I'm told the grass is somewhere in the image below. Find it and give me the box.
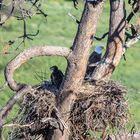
[0,0,140,130]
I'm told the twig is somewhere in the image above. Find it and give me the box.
[124,35,140,50]
[72,0,78,9]
[68,12,80,24]
[30,0,48,17]
[3,122,34,128]
[94,32,109,41]
[126,5,140,24]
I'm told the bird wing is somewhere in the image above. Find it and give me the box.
[51,70,64,89]
[85,51,102,77]
[88,51,102,65]
[51,73,55,85]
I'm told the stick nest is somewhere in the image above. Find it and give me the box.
[8,81,128,140]
[70,81,128,140]
[9,88,57,139]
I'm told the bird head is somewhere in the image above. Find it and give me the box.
[95,45,105,54]
[50,66,58,71]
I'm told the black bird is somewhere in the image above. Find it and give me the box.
[50,66,64,89]
[85,45,104,78]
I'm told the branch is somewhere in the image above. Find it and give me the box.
[5,46,71,91]
[126,5,140,24]
[30,0,48,17]
[0,0,15,26]
[68,12,80,24]
[94,32,109,41]
[3,122,34,128]
[123,35,140,52]
[0,85,32,130]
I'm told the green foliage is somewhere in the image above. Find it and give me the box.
[0,0,140,130]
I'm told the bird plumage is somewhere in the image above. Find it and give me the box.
[50,66,64,89]
[85,45,104,78]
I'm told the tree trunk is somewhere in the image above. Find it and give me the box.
[48,2,104,140]
[92,0,126,81]
[0,0,3,21]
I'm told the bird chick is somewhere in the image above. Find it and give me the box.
[50,66,64,89]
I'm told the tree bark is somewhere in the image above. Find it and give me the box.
[91,0,126,81]
[49,2,104,140]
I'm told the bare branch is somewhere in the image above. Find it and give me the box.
[0,0,15,26]
[126,4,140,24]
[0,85,32,129]
[30,0,48,17]
[123,35,140,52]
[94,32,109,41]
[3,122,34,128]
[72,0,78,9]
[68,12,80,24]
[5,46,71,91]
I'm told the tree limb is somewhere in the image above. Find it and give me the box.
[127,4,140,23]
[123,35,140,53]
[5,46,71,92]
[94,32,109,41]
[0,85,32,130]
[91,0,126,81]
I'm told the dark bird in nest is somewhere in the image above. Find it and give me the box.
[85,45,104,79]
[50,66,64,89]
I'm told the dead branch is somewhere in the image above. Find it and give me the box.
[123,35,140,54]
[5,46,71,92]
[0,0,15,26]
[68,12,80,24]
[0,0,47,48]
[0,85,32,130]
[3,122,34,128]
[125,35,140,48]
[94,32,109,41]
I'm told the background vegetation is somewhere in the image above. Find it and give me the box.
[0,0,140,129]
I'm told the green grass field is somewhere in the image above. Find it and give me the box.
[0,0,140,130]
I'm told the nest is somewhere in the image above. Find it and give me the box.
[8,81,128,140]
[9,88,57,139]
[70,81,128,140]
